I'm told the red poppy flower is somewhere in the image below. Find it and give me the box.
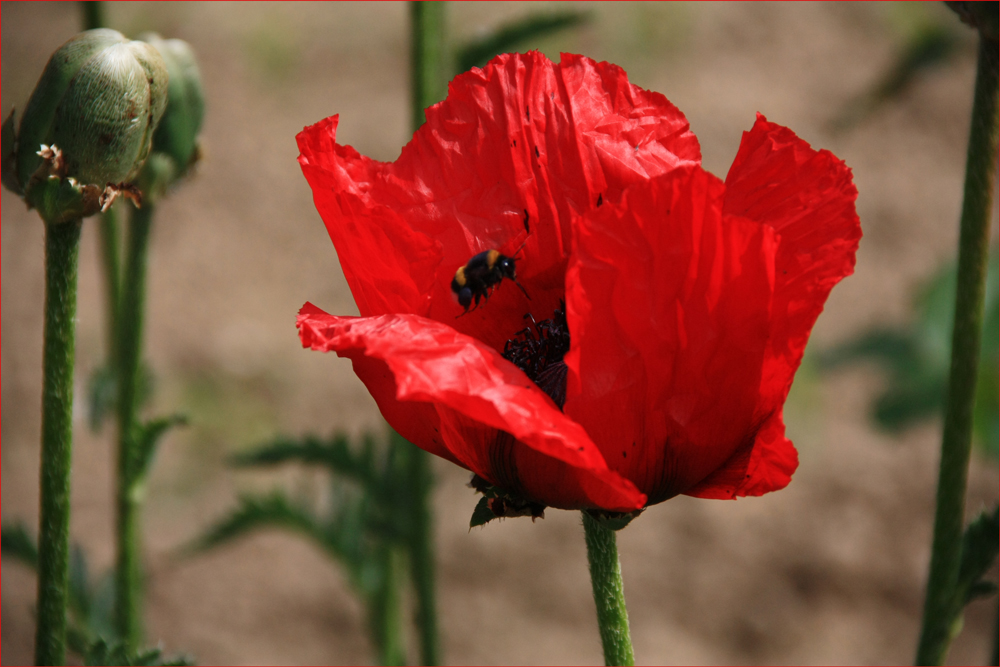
[296,52,861,515]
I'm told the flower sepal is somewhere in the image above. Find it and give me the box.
[2,110,21,196]
[21,144,140,225]
[584,508,645,532]
[468,475,545,528]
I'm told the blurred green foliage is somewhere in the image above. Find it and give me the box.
[820,250,999,458]
[191,429,421,665]
[1,522,192,665]
[832,4,968,132]
[455,9,590,73]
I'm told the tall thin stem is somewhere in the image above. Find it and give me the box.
[115,203,154,650]
[410,2,447,130]
[98,206,121,367]
[34,219,83,666]
[407,3,445,664]
[80,1,105,31]
[916,35,999,666]
[582,512,635,666]
[409,448,438,666]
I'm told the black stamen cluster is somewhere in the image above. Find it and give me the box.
[502,302,570,408]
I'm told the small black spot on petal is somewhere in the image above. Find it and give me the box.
[597,193,603,207]
[534,146,540,158]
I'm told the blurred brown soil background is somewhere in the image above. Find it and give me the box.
[2,2,998,665]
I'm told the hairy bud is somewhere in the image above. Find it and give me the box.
[14,29,168,193]
[140,34,205,176]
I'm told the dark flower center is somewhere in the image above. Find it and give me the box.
[502,303,570,409]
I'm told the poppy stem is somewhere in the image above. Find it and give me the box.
[98,206,121,374]
[115,202,155,650]
[407,3,445,664]
[34,218,83,666]
[915,34,999,666]
[79,0,122,369]
[582,512,635,666]
[374,546,407,666]
[80,0,105,31]
[408,440,439,666]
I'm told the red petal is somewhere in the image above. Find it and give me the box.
[684,410,797,498]
[297,52,700,354]
[563,167,780,503]
[296,115,442,318]
[297,303,646,511]
[693,114,860,498]
[724,113,861,408]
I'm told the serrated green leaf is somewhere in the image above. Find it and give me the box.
[820,251,999,456]
[81,637,191,666]
[136,413,187,479]
[1,521,38,569]
[469,497,496,528]
[455,10,591,73]
[966,580,999,601]
[230,433,379,486]
[957,506,1000,606]
[186,492,333,557]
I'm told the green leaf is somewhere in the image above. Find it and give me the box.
[1,521,38,569]
[831,23,959,132]
[455,10,591,73]
[2,108,21,195]
[186,491,332,556]
[230,433,377,486]
[81,637,193,666]
[957,505,999,606]
[469,497,496,528]
[820,251,1000,456]
[135,413,187,479]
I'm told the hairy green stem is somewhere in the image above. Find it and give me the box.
[916,36,999,666]
[410,1,447,130]
[35,219,83,666]
[98,207,121,367]
[582,512,635,666]
[374,546,406,666]
[409,447,438,666]
[115,203,154,650]
[407,3,445,664]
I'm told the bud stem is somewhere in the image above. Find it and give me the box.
[99,206,121,368]
[34,218,83,666]
[916,34,999,666]
[582,511,635,666]
[115,202,154,650]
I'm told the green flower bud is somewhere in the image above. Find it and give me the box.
[15,28,169,190]
[140,33,205,175]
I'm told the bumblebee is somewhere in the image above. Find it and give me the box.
[451,243,530,314]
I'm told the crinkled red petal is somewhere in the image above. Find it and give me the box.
[297,303,646,511]
[564,166,780,503]
[686,114,861,499]
[297,51,700,354]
